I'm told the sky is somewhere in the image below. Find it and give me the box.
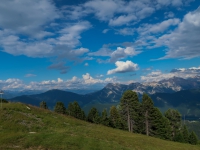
[0,0,200,91]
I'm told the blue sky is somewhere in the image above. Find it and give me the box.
[0,0,200,91]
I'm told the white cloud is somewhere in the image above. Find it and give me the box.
[110,47,141,62]
[102,29,110,33]
[154,7,200,59]
[88,47,112,56]
[164,11,175,18]
[116,28,135,35]
[96,74,104,78]
[62,0,191,27]
[0,74,118,91]
[58,21,92,47]
[24,74,37,77]
[48,62,70,74]
[137,18,180,35]
[0,20,91,73]
[141,66,200,82]
[84,63,89,66]
[107,60,139,75]
[109,15,137,26]
[89,46,141,63]
[0,0,59,38]
[84,0,120,21]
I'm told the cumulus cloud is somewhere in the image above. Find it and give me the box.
[0,0,59,38]
[62,0,191,27]
[0,74,117,91]
[57,21,92,48]
[107,60,139,75]
[110,47,141,62]
[90,46,141,63]
[154,7,200,59]
[141,66,200,82]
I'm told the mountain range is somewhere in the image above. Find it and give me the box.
[9,76,200,117]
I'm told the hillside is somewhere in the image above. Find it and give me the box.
[0,102,200,150]
[10,89,94,109]
[10,88,200,118]
[150,89,200,117]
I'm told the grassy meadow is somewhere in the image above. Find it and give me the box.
[0,102,200,150]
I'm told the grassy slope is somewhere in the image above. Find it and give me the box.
[0,103,200,150]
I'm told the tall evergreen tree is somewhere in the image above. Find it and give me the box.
[54,101,66,114]
[141,93,154,136]
[81,110,86,120]
[73,101,83,119]
[164,109,181,138]
[101,109,110,126]
[120,90,140,132]
[189,131,198,145]
[174,130,184,143]
[87,107,100,124]
[182,125,189,143]
[67,102,74,116]
[40,101,48,109]
[150,107,171,140]
[109,106,123,129]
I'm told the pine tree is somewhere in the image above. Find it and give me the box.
[54,101,66,114]
[164,109,181,138]
[120,90,140,132]
[81,110,86,120]
[67,102,74,116]
[189,131,198,145]
[141,93,154,136]
[109,106,123,129]
[182,125,189,143]
[73,101,82,119]
[174,130,184,143]
[87,107,100,124]
[40,101,48,109]
[101,109,110,126]
[150,107,171,140]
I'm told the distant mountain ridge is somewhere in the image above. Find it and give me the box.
[90,76,200,103]
[9,77,200,113]
[10,89,94,109]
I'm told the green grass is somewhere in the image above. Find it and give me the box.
[0,102,200,150]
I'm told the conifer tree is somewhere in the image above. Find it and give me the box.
[87,107,100,124]
[81,110,86,120]
[182,125,189,143]
[101,109,110,126]
[109,106,123,129]
[73,101,82,119]
[67,102,74,116]
[54,101,66,114]
[40,101,48,109]
[174,130,184,143]
[120,90,140,132]
[189,131,198,145]
[141,93,154,136]
[151,107,171,140]
[164,109,181,138]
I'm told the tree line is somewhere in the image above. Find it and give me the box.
[40,90,198,145]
